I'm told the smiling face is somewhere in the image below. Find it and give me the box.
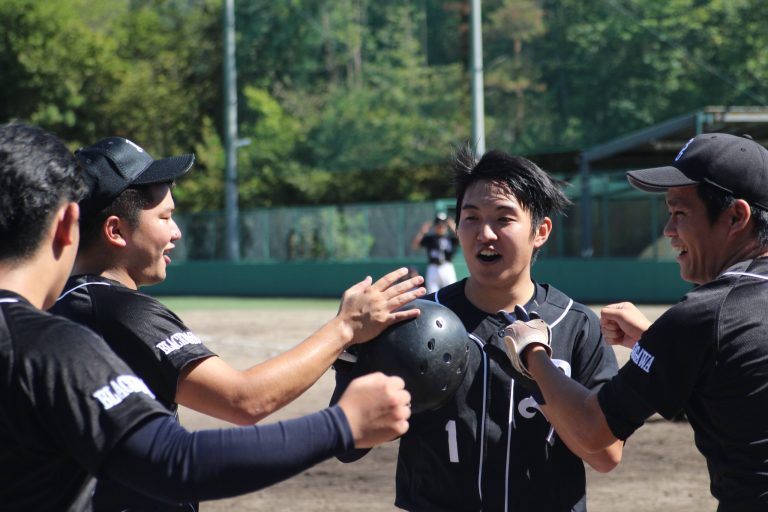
[664,186,733,284]
[457,180,551,294]
[122,183,181,287]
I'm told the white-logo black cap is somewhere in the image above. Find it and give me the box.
[75,137,194,216]
[626,133,768,210]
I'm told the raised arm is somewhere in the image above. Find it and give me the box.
[529,350,618,454]
[176,267,425,425]
[502,309,622,472]
[540,400,622,472]
[504,319,619,455]
[411,221,432,250]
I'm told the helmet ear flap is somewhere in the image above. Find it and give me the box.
[352,299,470,414]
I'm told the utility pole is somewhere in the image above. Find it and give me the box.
[469,0,486,156]
[223,0,240,260]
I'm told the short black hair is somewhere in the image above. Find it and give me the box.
[697,183,768,248]
[78,185,165,250]
[0,122,86,261]
[452,145,571,233]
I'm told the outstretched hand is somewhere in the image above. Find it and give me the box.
[336,267,426,347]
[600,302,651,349]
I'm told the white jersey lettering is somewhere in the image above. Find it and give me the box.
[630,343,655,373]
[155,331,203,355]
[92,375,156,410]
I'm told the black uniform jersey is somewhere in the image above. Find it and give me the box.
[50,275,216,511]
[0,290,171,511]
[420,233,459,264]
[51,275,216,413]
[598,257,768,512]
[334,279,619,511]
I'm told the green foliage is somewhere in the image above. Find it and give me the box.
[527,0,768,148]
[0,0,220,165]
[285,208,374,261]
[173,116,225,211]
[0,0,120,143]
[2,0,768,211]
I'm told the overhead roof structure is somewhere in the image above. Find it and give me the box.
[576,106,768,256]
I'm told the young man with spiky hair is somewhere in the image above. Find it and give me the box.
[333,148,623,511]
[0,122,412,511]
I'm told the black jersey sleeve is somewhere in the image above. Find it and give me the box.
[104,407,353,502]
[91,285,216,405]
[11,315,171,473]
[598,290,718,440]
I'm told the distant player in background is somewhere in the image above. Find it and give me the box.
[411,212,459,293]
[334,148,622,511]
[51,136,425,511]
[0,122,412,512]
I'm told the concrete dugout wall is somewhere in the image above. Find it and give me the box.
[150,259,691,304]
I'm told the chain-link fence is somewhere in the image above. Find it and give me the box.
[172,171,672,263]
[173,201,439,262]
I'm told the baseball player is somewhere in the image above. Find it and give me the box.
[411,212,459,293]
[50,136,425,511]
[514,133,768,511]
[333,149,623,510]
[0,122,412,511]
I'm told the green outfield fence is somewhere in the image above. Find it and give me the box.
[152,258,690,304]
[150,172,691,304]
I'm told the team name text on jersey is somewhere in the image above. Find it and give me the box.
[92,375,156,410]
[630,343,655,373]
[155,331,204,355]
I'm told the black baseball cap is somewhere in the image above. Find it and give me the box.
[626,133,768,210]
[75,137,195,216]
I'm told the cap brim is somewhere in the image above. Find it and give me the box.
[626,165,699,192]
[133,153,195,185]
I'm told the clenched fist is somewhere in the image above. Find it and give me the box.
[337,372,411,449]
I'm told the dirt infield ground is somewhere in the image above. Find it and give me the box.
[175,304,717,511]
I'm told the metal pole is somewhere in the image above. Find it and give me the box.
[223,0,240,261]
[469,0,486,156]
[579,157,593,257]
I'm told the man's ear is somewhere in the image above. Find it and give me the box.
[103,215,128,248]
[53,202,80,248]
[533,217,552,249]
[728,200,751,233]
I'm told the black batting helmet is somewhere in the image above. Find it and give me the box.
[352,299,470,414]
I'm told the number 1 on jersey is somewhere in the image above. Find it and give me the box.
[445,420,459,463]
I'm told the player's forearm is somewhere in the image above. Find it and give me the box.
[104,408,353,503]
[237,320,351,421]
[528,350,617,453]
[539,405,622,472]
[177,320,350,425]
[410,228,428,249]
[576,440,622,473]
